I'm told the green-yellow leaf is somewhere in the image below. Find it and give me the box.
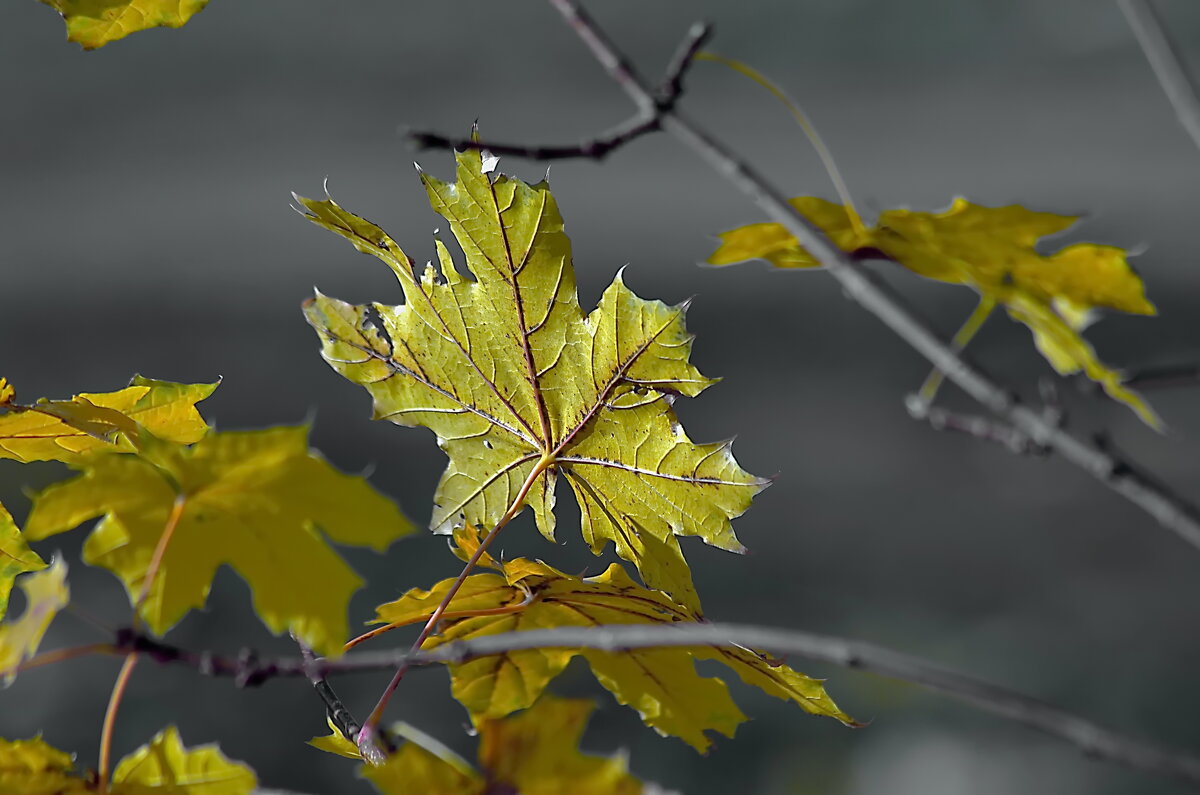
[709,198,1158,425]
[38,0,210,50]
[110,725,256,794]
[0,735,89,793]
[363,696,642,795]
[371,534,853,752]
[300,150,767,610]
[0,501,46,621]
[0,556,68,686]
[0,376,216,464]
[23,426,413,656]
[0,727,255,793]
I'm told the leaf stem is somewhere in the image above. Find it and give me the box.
[344,589,539,652]
[1118,0,1200,156]
[13,642,115,675]
[916,295,996,404]
[695,51,867,237]
[134,494,187,623]
[356,455,554,762]
[97,653,138,794]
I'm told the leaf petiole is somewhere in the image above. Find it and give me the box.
[916,295,996,404]
[356,454,555,763]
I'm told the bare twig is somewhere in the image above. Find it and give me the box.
[444,0,1200,556]
[293,635,372,754]
[108,623,1200,787]
[407,22,711,160]
[905,395,1046,455]
[1119,0,1200,154]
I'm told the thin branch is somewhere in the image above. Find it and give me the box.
[472,0,1200,556]
[906,395,1046,455]
[1120,361,1200,391]
[293,635,371,755]
[407,23,712,161]
[110,623,1200,787]
[1119,0,1200,154]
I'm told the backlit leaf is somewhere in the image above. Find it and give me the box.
[371,536,853,752]
[0,556,68,686]
[363,697,643,795]
[110,725,256,794]
[0,727,255,793]
[0,736,89,794]
[38,0,210,50]
[22,427,413,656]
[0,502,46,621]
[300,150,767,610]
[709,198,1158,424]
[0,376,216,464]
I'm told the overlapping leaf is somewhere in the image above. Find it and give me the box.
[318,697,642,795]
[0,726,255,793]
[0,376,215,463]
[37,0,210,50]
[111,726,256,793]
[370,534,853,752]
[0,502,45,621]
[22,427,412,656]
[300,150,766,610]
[0,556,68,686]
[709,198,1158,424]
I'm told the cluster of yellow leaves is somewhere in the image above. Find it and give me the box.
[312,696,643,795]
[0,376,214,464]
[0,726,255,793]
[36,0,210,50]
[23,426,413,656]
[366,530,853,752]
[709,198,1158,425]
[300,149,767,612]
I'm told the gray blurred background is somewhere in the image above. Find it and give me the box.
[3,1,1200,793]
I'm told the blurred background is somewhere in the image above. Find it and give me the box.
[3,1,1200,793]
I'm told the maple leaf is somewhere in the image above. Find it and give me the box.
[0,556,68,686]
[109,726,256,793]
[0,501,46,621]
[22,427,413,656]
[299,150,767,610]
[37,0,210,50]
[0,735,89,794]
[339,697,642,795]
[369,535,853,752]
[709,198,1158,425]
[0,376,216,464]
[0,727,256,793]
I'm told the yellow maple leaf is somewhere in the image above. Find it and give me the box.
[0,376,216,464]
[109,726,256,793]
[709,198,1158,425]
[0,727,255,793]
[0,501,46,622]
[37,0,210,50]
[300,150,767,611]
[22,427,413,656]
[369,535,853,752]
[0,556,68,686]
[0,735,90,794]
[360,697,642,795]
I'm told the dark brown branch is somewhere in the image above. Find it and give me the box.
[110,624,1200,787]
[406,22,712,161]
[1119,0,1200,155]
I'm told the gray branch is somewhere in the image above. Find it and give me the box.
[114,623,1200,787]
[1119,0,1200,155]
[532,0,1200,554]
